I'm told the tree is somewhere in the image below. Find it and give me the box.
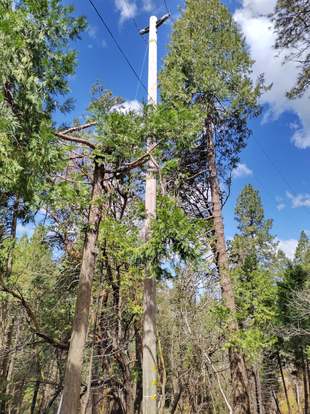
[273,0,310,98]
[160,1,263,412]
[295,230,310,265]
[277,233,310,414]
[231,185,278,413]
[0,2,85,411]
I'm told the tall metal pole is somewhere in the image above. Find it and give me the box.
[143,15,158,414]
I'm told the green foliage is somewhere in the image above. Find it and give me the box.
[0,0,85,215]
[139,195,205,278]
[11,226,73,340]
[160,0,264,179]
[294,230,310,266]
[231,185,278,359]
[273,0,310,98]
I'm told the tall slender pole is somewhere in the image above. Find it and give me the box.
[143,15,158,414]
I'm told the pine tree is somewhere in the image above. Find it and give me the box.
[294,230,310,265]
[160,1,263,411]
[273,0,310,98]
[231,185,278,412]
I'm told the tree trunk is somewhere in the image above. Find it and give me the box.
[0,200,19,414]
[30,379,40,414]
[60,162,104,414]
[206,123,250,414]
[134,322,143,414]
[255,366,264,414]
[0,317,15,414]
[301,350,309,414]
[277,352,291,414]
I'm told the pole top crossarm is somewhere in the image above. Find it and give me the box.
[139,13,170,35]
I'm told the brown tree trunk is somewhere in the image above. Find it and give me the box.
[277,352,291,414]
[206,123,250,414]
[255,366,264,414]
[0,200,19,414]
[301,350,309,414]
[134,322,143,414]
[60,162,104,414]
[0,317,15,414]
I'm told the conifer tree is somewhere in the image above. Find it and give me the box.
[273,0,310,98]
[160,1,263,412]
[231,185,278,413]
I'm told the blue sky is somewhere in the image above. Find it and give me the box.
[19,0,309,259]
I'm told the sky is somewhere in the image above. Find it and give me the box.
[18,0,310,260]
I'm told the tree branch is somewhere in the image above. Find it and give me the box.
[0,281,68,350]
[61,122,97,135]
[55,131,96,149]
[108,141,161,174]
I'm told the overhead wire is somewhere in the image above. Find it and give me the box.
[87,0,148,94]
[135,42,148,100]
[252,136,295,194]
[162,0,175,22]
[251,136,310,218]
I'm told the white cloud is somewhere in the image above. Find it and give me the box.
[277,238,298,260]
[87,25,98,39]
[111,100,143,114]
[232,163,253,178]
[276,203,285,211]
[115,0,137,22]
[234,1,310,149]
[287,191,310,208]
[142,0,154,12]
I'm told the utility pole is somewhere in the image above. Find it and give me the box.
[140,13,169,414]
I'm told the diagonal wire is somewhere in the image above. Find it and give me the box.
[253,136,295,193]
[163,0,175,22]
[135,42,148,101]
[87,0,148,94]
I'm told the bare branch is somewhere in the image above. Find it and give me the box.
[0,280,68,350]
[55,131,96,149]
[61,122,97,135]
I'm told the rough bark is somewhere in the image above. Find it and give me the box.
[0,317,15,414]
[0,200,19,413]
[277,352,291,414]
[206,123,251,414]
[301,350,309,414]
[60,162,104,414]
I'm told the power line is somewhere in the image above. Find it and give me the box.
[253,136,295,193]
[135,43,148,100]
[132,17,147,43]
[163,0,175,22]
[87,0,148,94]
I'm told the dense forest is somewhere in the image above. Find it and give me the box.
[0,0,309,413]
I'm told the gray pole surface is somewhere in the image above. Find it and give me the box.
[143,15,158,414]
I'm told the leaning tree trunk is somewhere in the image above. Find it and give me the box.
[277,352,291,414]
[206,123,251,414]
[60,162,104,414]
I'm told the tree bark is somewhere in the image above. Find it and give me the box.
[60,162,104,414]
[0,317,15,414]
[301,349,309,414]
[0,200,19,414]
[277,352,291,414]
[206,122,251,414]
